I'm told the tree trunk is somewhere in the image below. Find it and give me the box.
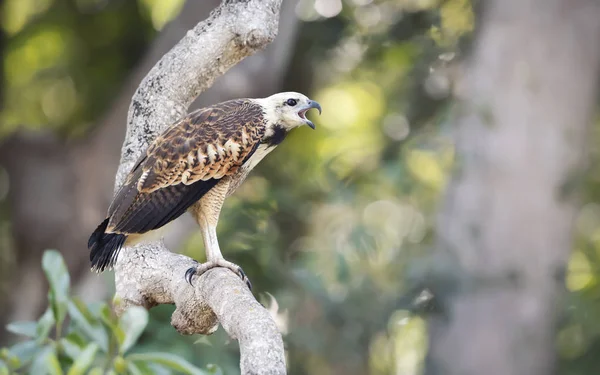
[426,1,600,375]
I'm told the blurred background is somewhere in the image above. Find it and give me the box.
[0,0,598,374]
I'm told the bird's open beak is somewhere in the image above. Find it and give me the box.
[299,100,322,129]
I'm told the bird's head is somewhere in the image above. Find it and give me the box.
[255,92,322,131]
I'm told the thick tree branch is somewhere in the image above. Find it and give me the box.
[112,1,286,374]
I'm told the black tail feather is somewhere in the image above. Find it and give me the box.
[88,218,127,272]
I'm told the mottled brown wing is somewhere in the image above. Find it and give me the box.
[106,99,265,234]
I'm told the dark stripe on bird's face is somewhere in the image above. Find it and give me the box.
[262,125,287,147]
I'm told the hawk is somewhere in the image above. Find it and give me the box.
[88,92,321,289]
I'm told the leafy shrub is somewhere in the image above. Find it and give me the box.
[0,250,218,375]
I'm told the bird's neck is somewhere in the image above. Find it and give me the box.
[262,124,288,147]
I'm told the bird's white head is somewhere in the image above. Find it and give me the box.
[254,92,322,131]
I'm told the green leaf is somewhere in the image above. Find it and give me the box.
[126,362,144,375]
[42,250,70,326]
[98,304,124,349]
[128,353,207,375]
[10,341,39,364]
[0,348,20,369]
[118,307,148,354]
[6,321,38,338]
[130,361,161,375]
[66,343,98,375]
[29,346,63,375]
[36,308,56,343]
[0,360,8,375]
[67,299,108,352]
[59,339,81,361]
[58,332,87,360]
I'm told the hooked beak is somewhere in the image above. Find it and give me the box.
[299,100,322,129]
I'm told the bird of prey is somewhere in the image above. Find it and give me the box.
[88,92,321,289]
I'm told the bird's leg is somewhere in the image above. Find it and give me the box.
[185,181,252,290]
[184,222,251,289]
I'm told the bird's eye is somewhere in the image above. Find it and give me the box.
[285,98,297,106]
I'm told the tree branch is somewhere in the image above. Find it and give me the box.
[112,1,286,374]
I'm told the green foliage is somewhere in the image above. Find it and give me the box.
[1,0,156,138]
[0,250,212,375]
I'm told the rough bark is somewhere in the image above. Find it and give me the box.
[112,1,286,374]
[426,1,600,375]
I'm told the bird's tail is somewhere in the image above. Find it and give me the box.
[88,218,127,272]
